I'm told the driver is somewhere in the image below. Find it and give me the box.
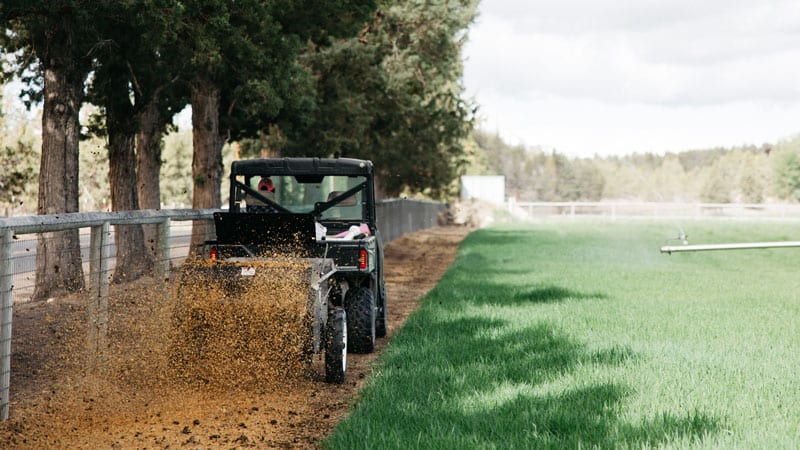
[258,177,275,197]
[252,176,275,203]
[246,176,277,211]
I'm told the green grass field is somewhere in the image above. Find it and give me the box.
[325,220,800,449]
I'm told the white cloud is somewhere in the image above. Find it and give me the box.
[463,0,800,155]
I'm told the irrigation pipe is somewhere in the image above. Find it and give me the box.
[661,241,800,254]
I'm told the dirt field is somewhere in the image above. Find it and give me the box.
[0,226,469,449]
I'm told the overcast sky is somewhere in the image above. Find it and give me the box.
[462,0,800,157]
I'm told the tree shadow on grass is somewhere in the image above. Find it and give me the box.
[344,315,720,449]
[430,277,608,309]
[435,251,607,307]
[512,285,608,304]
[459,228,555,249]
[461,382,720,449]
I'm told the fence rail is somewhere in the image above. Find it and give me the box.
[0,199,444,421]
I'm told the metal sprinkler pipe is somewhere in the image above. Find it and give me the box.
[661,241,800,254]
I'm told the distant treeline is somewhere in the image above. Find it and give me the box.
[469,129,800,203]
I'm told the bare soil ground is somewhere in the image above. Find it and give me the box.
[0,226,469,449]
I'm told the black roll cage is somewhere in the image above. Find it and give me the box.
[227,158,377,224]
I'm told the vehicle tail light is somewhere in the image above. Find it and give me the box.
[359,249,368,270]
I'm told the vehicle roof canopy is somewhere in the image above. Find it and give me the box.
[231,158,373,177]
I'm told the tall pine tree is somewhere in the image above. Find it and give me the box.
[284,0,479,199]
[1,1,101,298]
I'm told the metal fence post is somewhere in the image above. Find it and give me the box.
[88,222,110,368]
[1,229,14,420]
[90,225,101,298]
[156,218,171,282]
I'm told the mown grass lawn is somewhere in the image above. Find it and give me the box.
[326,220,800,449]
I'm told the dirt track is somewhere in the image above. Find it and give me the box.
[0,226,469,449]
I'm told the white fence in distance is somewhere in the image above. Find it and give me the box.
[510,201,800,221]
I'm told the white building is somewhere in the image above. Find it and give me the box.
[460,175,505,205]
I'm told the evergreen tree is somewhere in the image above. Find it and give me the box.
[84,1,185,281]
[285,0,478,199]
[1,1,100,298]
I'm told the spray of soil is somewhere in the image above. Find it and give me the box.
[1,259,326,448]
[169,259,318,389]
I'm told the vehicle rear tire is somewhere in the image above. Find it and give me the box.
[376,280,387,338]
[324,308,347,383]
[345,286,376,353]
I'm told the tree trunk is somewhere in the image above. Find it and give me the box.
[136,95,164,257]
[33,44,86,300]
[189,77,224,254]
[106,71,154,282]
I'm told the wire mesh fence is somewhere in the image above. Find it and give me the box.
[7,236,37,302]
[3,218,209,304]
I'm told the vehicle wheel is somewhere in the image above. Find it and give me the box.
[345,286,376,353]
[324,308,347,383]
[376,280,387,338]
